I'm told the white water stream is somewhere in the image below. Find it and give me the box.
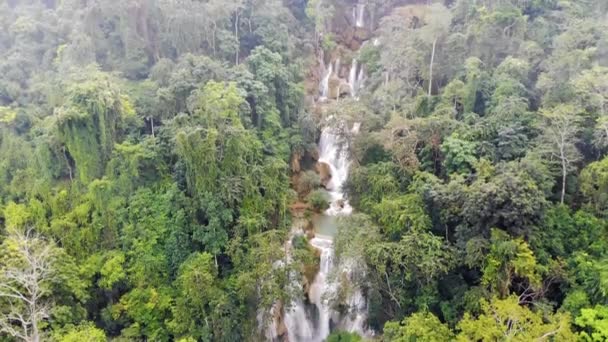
[348,59,366,98]
[266,3,374,340]
[320,58,365,100]
[353,3,366,28]
[317,126,354,216]
[319,61,333,101]
[280,123,369,342]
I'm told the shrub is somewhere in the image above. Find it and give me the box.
[298,170,321,195]
[307,189,330,212]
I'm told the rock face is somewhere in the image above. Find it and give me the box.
[328,75,341,100]
[330,2,372,50]
[273,301,288,340]
[291,151,302,173]
[338,80,352,98]
[310,147,320,161]
[316,161,332,188]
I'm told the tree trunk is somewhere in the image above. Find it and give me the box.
[212,21,217,56]
[428,37,437,98]
[149,116,155,138]
[561,158,567,204]
[32,316,40,342]
[31,295,40,342]
[235,12,240,65]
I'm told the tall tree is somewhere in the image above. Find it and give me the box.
[420,4,452,98]
[538,104,582,204]
[0,229,59,342]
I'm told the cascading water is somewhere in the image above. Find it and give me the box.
[319,61,333,100]
[318,125,354,216]
[278,123,370,342]
[284,298,315,341]
[320,59,343,101]
[349,60,358,98]
[354,3,366,28]
[267,3,376,340]
[306,237,335,341]
[348,60,366,98]
[357,68,365,93]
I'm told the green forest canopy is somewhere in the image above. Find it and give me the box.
[0,0,607,341]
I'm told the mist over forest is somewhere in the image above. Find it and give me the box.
[0,0,607,341]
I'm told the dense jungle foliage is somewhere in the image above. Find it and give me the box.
[0,0,607,341]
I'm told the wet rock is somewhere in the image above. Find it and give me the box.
[328,76,341,99]
[315,161,332,187]
[305,219,315,233]
[354,27,371,41]
[306,228,315,241]
[338,80,352,98]
[273,301,288,339]
[309,146,320,161]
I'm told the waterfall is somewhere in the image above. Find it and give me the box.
[348,60,366,98]
[267,3,376,339]
[354,3,366,28]
[276,123,369,342]
[319,62,333,100]
[320,59,341,101]
[357,67,366,93]
[284,299,315,341]
[348,60,358,98]
[317,126,354,216]
[307,236,336,341]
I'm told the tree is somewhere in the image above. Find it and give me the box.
[419,4,452,98]
[371,194,431,241]
[365,231,455,313]
[345,162,399,209]
[434,161,547,242]
[569,252,608,304]
[58,323,106,342]
[56,69,137,183]
[246,46,292,126]
[169,252,221,340]
[532,205,607,263]
[441,133,477,175]
[580,156,608,217]
[481,229,541,298]
[456,296,575,341]
[538,104,582,204]
[296,170,321,196]
[384,311,453,342]
[572,67,608,149]
[0,229,59,342]
[537,19,607,106]
[575,305,608,341]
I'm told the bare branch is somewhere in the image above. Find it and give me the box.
[0,229,57,342]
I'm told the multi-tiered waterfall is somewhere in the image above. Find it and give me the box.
[282,123,368,342]
[264,2,374,340]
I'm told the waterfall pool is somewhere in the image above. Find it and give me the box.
[312,214,338,238]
